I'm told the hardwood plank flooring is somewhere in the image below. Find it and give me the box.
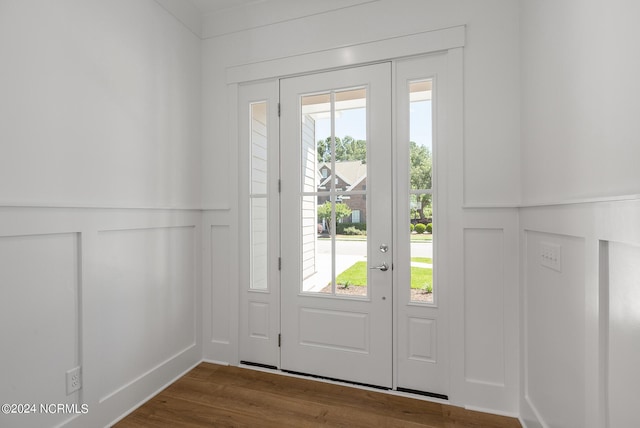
[115,363,521,428]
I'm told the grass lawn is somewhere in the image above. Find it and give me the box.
[334,261,368,286]
[410,265,433,291]
[335,259,432,291]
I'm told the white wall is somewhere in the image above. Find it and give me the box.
[201,0,521,416]
[520,1,640,427]
[521,0,640,204]
[0,0,201,208]
[0,1,202,427]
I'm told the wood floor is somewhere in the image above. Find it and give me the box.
[115,363,521,428]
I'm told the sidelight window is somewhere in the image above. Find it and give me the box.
[408,80,434,303]
[249,102,269,290]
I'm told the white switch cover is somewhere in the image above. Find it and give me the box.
[540,242,562,272]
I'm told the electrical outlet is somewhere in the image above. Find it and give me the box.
[66,366,81,395]
[540,242,562,272]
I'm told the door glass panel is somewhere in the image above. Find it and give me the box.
[408,80,434,303]
[250,102,268,290]
[300,89,369,297]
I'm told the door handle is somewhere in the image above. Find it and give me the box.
[369,262,389,272]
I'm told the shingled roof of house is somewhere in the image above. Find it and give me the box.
[318,160,367,190]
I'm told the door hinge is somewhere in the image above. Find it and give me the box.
[278,257,282,270]
[278,333,281,347]
[277,103,281,117]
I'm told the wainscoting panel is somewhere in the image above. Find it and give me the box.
[517,200,640,428]
[523,230,586,428]
[210,225,232,345]
[202,209,239,365]
[451,209,519,415]
[0,207,201,428]
[463,228,505,387]
[0,232,80,428]
[608,241,640,428]
[96,226,197,403]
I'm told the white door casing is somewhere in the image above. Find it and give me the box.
[234,32,463,396]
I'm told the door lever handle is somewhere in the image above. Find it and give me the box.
[369,262,389,272]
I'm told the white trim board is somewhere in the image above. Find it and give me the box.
[226,26,465,83]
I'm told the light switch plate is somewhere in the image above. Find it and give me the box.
[540,242,562,272]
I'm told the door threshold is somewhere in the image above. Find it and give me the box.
[237,363,450,404]
[239,360,278,371]
[396,386,448,401]
[281,369,390,391]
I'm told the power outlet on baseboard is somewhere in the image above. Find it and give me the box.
[66,366,82,395]
[540,242,562,272]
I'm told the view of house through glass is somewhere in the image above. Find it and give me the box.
[408,80,434,303]
[249,102,268,290]
[300,88,369,297]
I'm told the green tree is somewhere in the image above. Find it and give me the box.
[409,141,432,219]
[317,138,331,163]
[341,136,367,162]
[317,136,366,163]
[317,201,352,233]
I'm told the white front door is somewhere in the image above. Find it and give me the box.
[280,63,393,388]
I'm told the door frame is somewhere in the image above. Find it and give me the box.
[230,25,464,400]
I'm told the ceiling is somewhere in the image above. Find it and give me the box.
[164,0,379,38]
[188,0,267,14]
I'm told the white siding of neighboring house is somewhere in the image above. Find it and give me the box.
[301,114,317,282]
[250,115,268,290]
